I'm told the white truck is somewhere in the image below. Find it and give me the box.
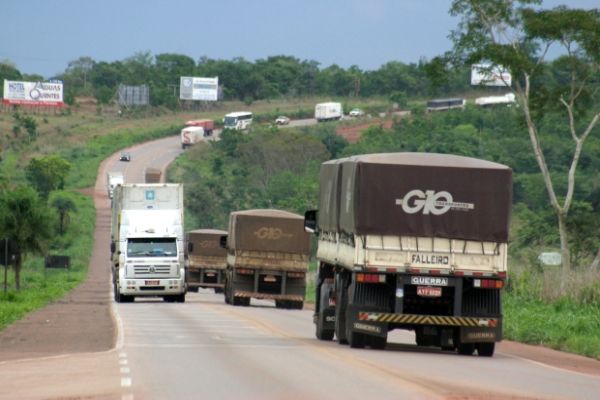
[106,172,124,199]
[475,93,516,107]
[110,183,186,303]
[305,153,512,356]
[181,119,215,149]
[315,102,343,122]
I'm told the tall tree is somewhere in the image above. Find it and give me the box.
[49,191,78,235]
[449,0,600,276]
[25,155,72,199]
[0,186,53,290]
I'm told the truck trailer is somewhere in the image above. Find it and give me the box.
[305,153,512,356]
[181,119,214,149]
[111,183,186,303]
[186,229,228,293]
[315,102,343,122]
[144,168,162,183]
[222,209,310,309]
[106,171,124,199]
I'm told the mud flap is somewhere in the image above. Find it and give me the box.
[460,319,502,343]
[346,304,388,339]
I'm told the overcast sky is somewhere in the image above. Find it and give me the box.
[2,0,597,78]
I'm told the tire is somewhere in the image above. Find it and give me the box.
[347,330,366,349]
[232,296,247,306]
[114,283,122,303]
[334,272,349,344]
[275,300,288,309]
[214,287,224,294]
[477,342,495,357]
[176,293,186,303]
[457,343,475,356]
[292,301,304,310]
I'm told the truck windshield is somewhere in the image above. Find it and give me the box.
[127,238,177,257]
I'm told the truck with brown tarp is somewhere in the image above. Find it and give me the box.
[304,152,512,356]
[145,168,162,183]
[222,209,310,309]
[186,229,227,293]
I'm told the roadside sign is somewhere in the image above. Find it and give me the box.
[538,252,562,266]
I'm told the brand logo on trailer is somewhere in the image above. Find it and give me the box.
[253,227,293,240]
[395,190,474,215]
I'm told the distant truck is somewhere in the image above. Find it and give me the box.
[106,171,124,199]
[111,183,186,303]
[426,98,466,112]
[145,168,162,183]
[305,153,512,356]
[181,119,215,149]
[475,93,516,107]
[222,209,310,309]
[315,102,343,122]
[186,229,228,293]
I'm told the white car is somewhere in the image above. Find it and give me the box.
[349,108,365,117]
[275,116,290,125]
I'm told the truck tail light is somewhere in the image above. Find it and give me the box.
[236,268,254,275]
[474,279,504,289]
[356,273,385,283]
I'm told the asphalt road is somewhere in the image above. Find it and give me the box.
[2,131,600,400]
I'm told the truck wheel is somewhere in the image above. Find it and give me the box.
[114,283,122,303]
[477,342,495,357]
[176,294,186,303]
[214,287,224,294]
[347,330,366,349]
[334,273,349,345]
[292,301,304,310]
[232,296,245,306]
[457,342,475,356]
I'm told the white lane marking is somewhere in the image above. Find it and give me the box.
[121,377,132,387]
[119,359,128,365]
[120,367,130,374]
[119,352,127,359]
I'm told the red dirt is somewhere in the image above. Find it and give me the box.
[336,119,394,143]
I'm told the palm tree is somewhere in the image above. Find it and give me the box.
[0,185,53,290]
[50,191,78,235]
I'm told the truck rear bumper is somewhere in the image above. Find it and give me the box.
[233,290,304,302]
[187,269,225,290]
[352,310,502,342]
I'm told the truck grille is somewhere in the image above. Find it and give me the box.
[133,265,171,276]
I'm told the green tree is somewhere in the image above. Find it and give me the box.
[49,191,78,235]
[25,155,72,199]
[0,186,53,290]
[449,1,600,277]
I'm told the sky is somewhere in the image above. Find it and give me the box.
[2,0,598,78]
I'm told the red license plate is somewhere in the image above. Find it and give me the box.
[417,286,442,297]
[145,280,160,286]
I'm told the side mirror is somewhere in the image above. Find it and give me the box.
[304,209,318,233]
[110,242,116,254]
[219,235,228,249]
[187,241,194,254]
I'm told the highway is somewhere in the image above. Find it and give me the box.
[108,135,600,400]
[1,132,599,399]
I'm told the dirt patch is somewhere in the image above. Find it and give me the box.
[336,119,394,143]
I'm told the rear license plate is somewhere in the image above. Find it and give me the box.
[264,275,276,282]
[145,280,160,286]
[417,286,442,297]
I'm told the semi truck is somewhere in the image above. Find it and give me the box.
[222,209,310,309]
[304,153,512,356]
[106,171,124,199]
[145,168,162,183]
[110,183,186,303]
[315,102,343,122]
[186,229,228,293]
[181,119,214,149]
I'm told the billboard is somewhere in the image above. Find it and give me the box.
[180,76,218,101]
[3,80,64,106]
[117,84,150,106]
[471,64,512,87]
